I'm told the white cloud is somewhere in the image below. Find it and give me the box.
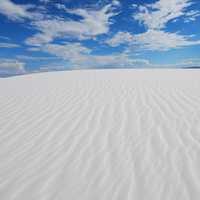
[0,0,30,21]
[55,3,67,10]
[0,59,26,75]
[26,3,119,46]
[184,10,200,22]
[129,0,200,51]
[133,0,197,30]
[34,42,150,68]
[42,43,91,64]
[1,0,199,71]
[87,56,150,68]
[134,30,200,51]
[106,32,134,47]
[0,42,20,48]
[31,41,200,69]
[112,0,120,7]
[106,30,200,51]
[0,0,52,22]
[25,33,53,46]
[105,0,200,51]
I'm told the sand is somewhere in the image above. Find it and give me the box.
[0,69,200,200]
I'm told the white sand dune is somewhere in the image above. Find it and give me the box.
[1,69,200,200]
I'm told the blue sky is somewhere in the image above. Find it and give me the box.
[0,0,200,76]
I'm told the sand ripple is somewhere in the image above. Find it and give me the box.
[0,69,200,200]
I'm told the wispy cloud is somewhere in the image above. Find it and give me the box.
[107,30,200,51]
[0,0,31,21]
[41,43,91,64]
[0,42,20,48]
[0,0,51,22]
[107,0,200,51]
[26,2,120,46]
[106,32,134,47]
[30,42,200,69]
[0,36,10,40]
[133,0,199,30]
[134,30,200,50]
[183,10,200,22]
[33,42,149,68]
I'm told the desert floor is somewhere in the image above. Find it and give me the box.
[0,69,200,200]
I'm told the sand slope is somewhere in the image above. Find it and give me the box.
[0,69,200,200]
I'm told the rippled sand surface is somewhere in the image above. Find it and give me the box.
[1,69,200,200]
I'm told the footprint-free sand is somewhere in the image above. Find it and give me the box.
[1,69,200,200]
